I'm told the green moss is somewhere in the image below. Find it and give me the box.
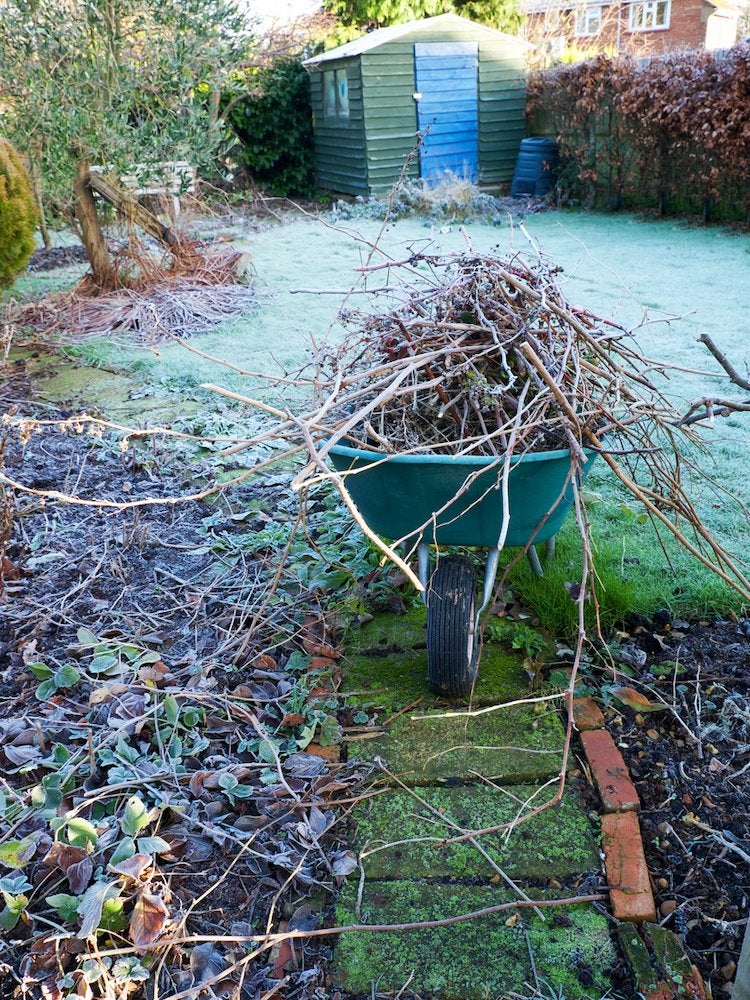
[35,363,201,424]
[333,882,615,998]
[354,784,599,881]
[343,607,532,711]
[346,704,565,785]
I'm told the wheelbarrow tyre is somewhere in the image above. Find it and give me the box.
[426,555,478,697]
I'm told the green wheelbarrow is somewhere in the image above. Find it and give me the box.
[328,443,598,697]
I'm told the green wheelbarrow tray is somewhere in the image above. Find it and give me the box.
[328,442,598,548]
[329,441,599,697]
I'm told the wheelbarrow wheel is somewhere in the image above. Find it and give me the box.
[426,555,478,697]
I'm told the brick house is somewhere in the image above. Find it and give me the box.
[524,0,748,62]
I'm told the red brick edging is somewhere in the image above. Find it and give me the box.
[571,696,657,924]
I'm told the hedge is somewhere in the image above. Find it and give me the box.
[527,45,750,222]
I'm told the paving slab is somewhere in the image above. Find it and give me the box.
[333,882,616,999]
[354,784,599,881]
[343,607,532,710]
[346,704,566,785]
[337,607,616,998]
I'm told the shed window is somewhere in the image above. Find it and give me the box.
[574,5,603,35]
[323,69,349,119]
[628,0,670,30]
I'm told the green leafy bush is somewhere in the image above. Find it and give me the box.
[226,60,315,197]
[0,139,37,289]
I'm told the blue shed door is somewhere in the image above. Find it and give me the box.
[414,42,478,185]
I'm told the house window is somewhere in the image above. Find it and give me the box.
[628,0,670,30]
[574,5,603,36]
[323,69,349,119]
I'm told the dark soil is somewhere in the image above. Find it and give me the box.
[0,378,359,999]
[27,245,89,272]
[597,615,750,996]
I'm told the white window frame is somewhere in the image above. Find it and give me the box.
[574,5,603,36]
[628,0,671,31]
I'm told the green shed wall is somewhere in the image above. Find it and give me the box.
[359,25,527,196]
[308,58,368,196]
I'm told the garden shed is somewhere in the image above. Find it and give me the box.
[303,14,529,196]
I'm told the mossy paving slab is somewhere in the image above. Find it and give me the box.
[333,882,616,999]
[344,645,530,713]
[344,607,536,711]
[36,364,201,423]
[37,366,135,406]
[347,706,565,785]
[347,606,429,656]
[354,784,599,881]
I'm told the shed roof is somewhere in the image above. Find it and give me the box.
[303,13,530,65]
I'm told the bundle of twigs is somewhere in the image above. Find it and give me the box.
[318,251,634,459]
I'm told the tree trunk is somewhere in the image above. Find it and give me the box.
[73,160,115,289]
[29,156,51,250]
[208,88,221,139]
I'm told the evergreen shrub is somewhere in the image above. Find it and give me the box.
[227,60,314,197]
[0,138,37,289]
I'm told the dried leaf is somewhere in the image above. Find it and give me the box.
[307,806,332,838]
[5,744,42,766]
[190,942,227,985]
[21,639,39,665]
[609,686,665,713]
[616,644,648,669]
[66,857,95,895]
[288,902,319,934]
[78,880,121,938]
[331,850,358,876]
[129,890,169,949]
[281,713,305,728]
[108,853,152,881]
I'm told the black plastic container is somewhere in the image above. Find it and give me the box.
[511,137,559,198]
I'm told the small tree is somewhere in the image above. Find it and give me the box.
[324,0,522,33]
[0,0,254,288]
[0,140,37,290]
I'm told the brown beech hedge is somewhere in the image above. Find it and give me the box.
[527,44,750,222]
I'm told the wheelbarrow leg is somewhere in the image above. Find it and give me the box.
[545,536,556,561]
[479,546,501,616]
[527,546,544,577]
[417,542,431,605]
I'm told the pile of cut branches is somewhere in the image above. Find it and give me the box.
[316,250,631,458]
[220,246,750,603]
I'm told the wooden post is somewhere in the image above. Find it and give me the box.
[73,160,115,289]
